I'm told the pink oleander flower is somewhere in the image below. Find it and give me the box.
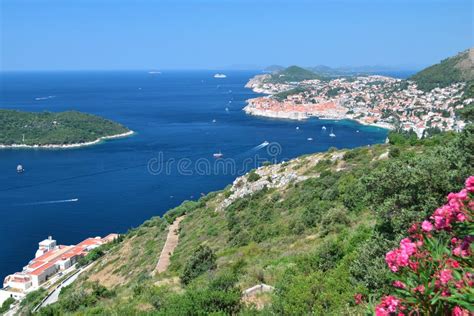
[376,296,403,316]
[440,269,453,285]
[408,223,418,234]
[386,250,400,272]
[457,189,468,200]
[452,306,467,316]
[421,220,433,232]
[465,176,474,192]
[354,293,363,305]
[413,284,425,294]
[400,238,417,256]
[408,260,419,272]
[456,212,466,222]
[447,258,460,269]
[393,280,406,289]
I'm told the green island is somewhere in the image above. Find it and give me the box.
[20,107,473,315]
[0,110,132,148]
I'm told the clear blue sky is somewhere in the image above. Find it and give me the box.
[0,0,472,71]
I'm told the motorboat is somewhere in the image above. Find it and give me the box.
[213,151,224,158]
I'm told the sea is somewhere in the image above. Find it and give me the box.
[0,70,399,281]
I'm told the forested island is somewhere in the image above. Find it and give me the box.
[0,110,133,148]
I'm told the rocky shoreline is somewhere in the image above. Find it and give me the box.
[0,130,134,149]
[244,103,394,129]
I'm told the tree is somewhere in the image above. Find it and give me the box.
[181,245,217,285]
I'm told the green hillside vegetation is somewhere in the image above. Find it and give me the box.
[274,87,308,101]
[410,48,474,92]
[267,66,323,83]
[0,110,130,146]
[26,115,474,315]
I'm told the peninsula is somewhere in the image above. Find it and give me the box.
[0,110,133,149]
[244,49,473,137]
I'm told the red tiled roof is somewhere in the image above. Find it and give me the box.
[30,262,56,276]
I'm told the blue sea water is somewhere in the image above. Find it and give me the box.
[0,70,387,281]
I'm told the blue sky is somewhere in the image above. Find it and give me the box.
[0,0,472,71]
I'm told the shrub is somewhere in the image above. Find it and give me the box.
[0,297,15,314]
[181,245,217,285]
[248,171,261,182]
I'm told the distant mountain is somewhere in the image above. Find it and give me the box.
[264,65,285,73]
[410,48,474,91]
[306,65,417,78]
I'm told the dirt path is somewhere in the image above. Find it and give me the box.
[153,216,185,275]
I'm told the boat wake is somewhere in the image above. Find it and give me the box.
[252,141,270,151]
[35,95,56,101]
[17,198,79,206]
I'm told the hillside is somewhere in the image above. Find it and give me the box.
[0,110,131,147]
[410,48,474,92]
[267,66,323,83]
[22,120,474,315]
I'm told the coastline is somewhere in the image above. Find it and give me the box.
[0,130,134,150]
[243,101,394,131]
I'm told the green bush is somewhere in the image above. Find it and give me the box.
[0,297,15,314]
[247,170,261,182]
[181,245,217,285]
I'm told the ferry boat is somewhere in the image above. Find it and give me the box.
[17,164,24,173]
[214,73,227,79]
[213,151,224,158]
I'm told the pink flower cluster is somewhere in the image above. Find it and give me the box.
[375,295,405,316]
[376,176,474,315]
[385,238,418,272]
[431,176,474,230]
[451,236,473,258]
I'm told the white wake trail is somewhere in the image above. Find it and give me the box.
[18,198,79,206]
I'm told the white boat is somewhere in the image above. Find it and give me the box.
[17,164,24,173]
[307,137,313,141]
[214,73,227,78]
[262,141,270,146]
[356,130,360,133]
[322,126,327,131]
[148,71,161,74]
[225,107,229,112]
[212,119,217,123]
[296,126,300,130]
[329,128,336,137]
[213,151,223,158]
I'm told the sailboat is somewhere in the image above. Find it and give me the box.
[329,128,336,137]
